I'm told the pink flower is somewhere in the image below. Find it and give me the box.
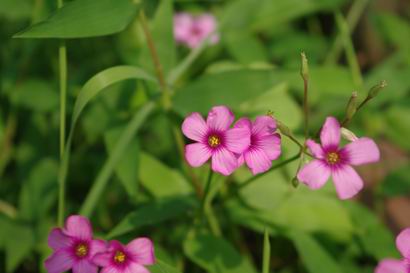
[173,12,219,49]
[182,105,251,176]
[297,116,380,200]
[234,116,281,175]
[93,238,155,273]
[375,228,410,273]
[45,215,107,273]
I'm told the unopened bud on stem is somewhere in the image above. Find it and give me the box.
[291,177,300,188]
[346,91,358,120]
[368,80,387,99]
[300,52,309,81]
[277,121,292,138]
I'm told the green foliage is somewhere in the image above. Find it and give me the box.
[14,0,139,38]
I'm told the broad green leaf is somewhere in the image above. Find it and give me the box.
[104,126,140,198]
[380,165,410,197]
[385,106,410,150]
[80,102,155,217]
[251,0,347,31]
[10,79,59,112]
[57,65,156,218]
[289,230,343,273]
[5,222,35,273]
[108,196,196,238]
[139,152,192,197]
[225,32,268,64]
[239,83,302,129]
[19,159,58,221]
[0,0,31,20]
[139,0,176,75]
[149,259,183,273]
[272,190,354,241]
[345,202,398,260]
[184,233,258,273]
[14,0,139,38]
[374,12,410,52]
[173,69,284,115]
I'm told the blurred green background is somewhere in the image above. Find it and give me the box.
[0,0,409,272]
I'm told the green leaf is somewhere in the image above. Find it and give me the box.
[57,66,156,218]
[80,102,155,217]
[108,196,196,238]
[345,202,398,260]
[104,126,140,198]
[184,233,258,273]
[0,0,31,20]
[385,106,410,150]
[225,32,268,64]
[14,0,139,38]
[380,164,410,197]
[173,69,284,115]
[5,222,35,273]
[19,159,58,221]
[149,259,183,273]
[139,152,192,197]
[10,79,59,112]
[289,230,343,273]
[251,0,347,31]
[139,0,176,75]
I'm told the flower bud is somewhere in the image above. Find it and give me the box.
[368,80,387,99]
[277,121,292,138]
[341,127,358,142]
[300,52,309,81]
[345,91,358,120]
[291,177,300,188]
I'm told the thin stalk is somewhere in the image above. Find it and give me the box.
[201,167,214,213]
[238,154,300,190]
[335,11,364,91]
[138,10,170,109]
[57,0,67,227]
[262,229,271,273]
[302,78,309,139]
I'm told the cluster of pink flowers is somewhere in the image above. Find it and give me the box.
[45,215,155,273]
[182,106,380,200]
[174,12,219,49]
[376,228,410,273]
[182,105,281,176]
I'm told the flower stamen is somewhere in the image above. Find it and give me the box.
[114,251,126,264]
[75,243,88,258]
[326,152,340,165]
[208,135,221,148]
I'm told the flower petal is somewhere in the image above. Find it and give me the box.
[72,260,98,273]
[128,262,151,273]
[181,112,208,142]
[92,252,112,267]
[331,165,363,200]
[320,116,341,148]
[244,148,272,175]
[396,228,410,258]
[185,143,212,167]
[64,215,93,240]
[126,237,155,265]
[257,134,281,160]
[252,116,276,136]
[206,106,234,131]
[297,160,330,189]
[224,127,251,154]
[48,228,72,251]
[101,266,121,273]
[234,117,252,130]
[342,137,380,166]
[90,239,107,257]
[375,259,406,273]
[44,250,74,273]
[211,148,238,176]
[306,139,324,159]
[174,13,193,43]
[196,14,217,36]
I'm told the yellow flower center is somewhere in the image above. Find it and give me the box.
[326,152,340,165]
[114,251,126,264]
[208,135,221,148]
[75,243,88,258]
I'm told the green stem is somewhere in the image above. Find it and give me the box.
[262,229,271,273]
[238,154,300,190]
[138,10,170,109]
[302,78,309,139]
[335,11,364,91]
[57,0,67,227]
[201,167,214,213]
